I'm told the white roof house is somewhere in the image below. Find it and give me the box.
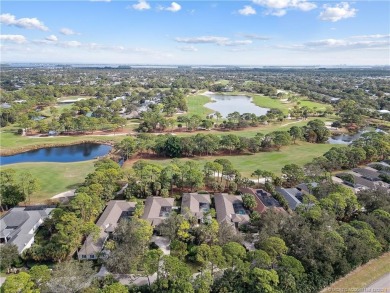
[0,206,55,254]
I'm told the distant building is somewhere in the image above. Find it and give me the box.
[141,197,175,226]
[0,206,55,254]
[214,193,250,228]
[181,193,211,223]
[78,200,136,260]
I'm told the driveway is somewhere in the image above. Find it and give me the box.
[151,236,170,255]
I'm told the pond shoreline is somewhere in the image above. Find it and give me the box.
[0,139,115,157]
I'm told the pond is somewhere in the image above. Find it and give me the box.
[0,143,112,166]
[328,128,387,144]
[204,94,269,117]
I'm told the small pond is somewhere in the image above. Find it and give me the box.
[328,128,387,144]
[204,94,269,117]
[0,143,112,165]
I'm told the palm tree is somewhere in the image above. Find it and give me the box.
[215,111,222,123]
[251,169,264,185]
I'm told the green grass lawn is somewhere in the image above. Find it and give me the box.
[176,117,335,138]
[185,94,214,117]
[124,142,337,177]
[322,252,390,292]
[2,161,96,203]
[252,95,293,113]
[0,126,123,153]
[215,79,230,85]
[252,95,327,114]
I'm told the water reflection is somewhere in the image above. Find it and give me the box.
[0,143,112,165]
[204,94,269,117]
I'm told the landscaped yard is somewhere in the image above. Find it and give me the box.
[123,142,337,177]
[2,161,96,203]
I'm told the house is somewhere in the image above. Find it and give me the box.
[141,197,175,226]
[214,193,250,228]
[275,187,304,210]
[296,183,318,194]
[331,176,367,193]
[181,193,211,222]
[0,206,55,254]
[352,167,382,181]
[335,172,389,193]
[241,188,285,213]
[78,200,136,260]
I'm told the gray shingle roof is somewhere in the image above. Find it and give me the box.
[78,200,136,258]
[141,197,175,226]
[214,193,249,225]
[352,168,381,181]
[181,193,211,220]
[0,206,54,253]
[276,187,303,210]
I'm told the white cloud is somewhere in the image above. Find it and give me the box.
[252,0,316,16]
[175,36,229,44]
[241,33,271,40]
[350,34,390,39]
[60,28,79,35]
[223,40,253,46]
[45,35,58,42]
[132,0,151,11]
[0,13,48,31]
[61,41,82,48]
[269,9,287,16]
[277,35,389,51]
[305,39,388,50]
[165,2,182,12]
[175,36,252,46]
[319,2,357,22]
[238,5,257,16]
[178,45,198,52]
[0,34,27,44]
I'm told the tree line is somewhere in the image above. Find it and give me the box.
[118,119,331,160]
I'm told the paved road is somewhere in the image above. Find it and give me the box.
[361,273,390,292]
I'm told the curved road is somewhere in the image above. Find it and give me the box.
[360,273,390,292]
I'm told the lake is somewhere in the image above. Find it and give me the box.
[204,94,269,117]
[0,143,112,165]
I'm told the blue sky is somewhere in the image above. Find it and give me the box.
[1,1,389,65]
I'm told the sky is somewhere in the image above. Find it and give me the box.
[1,0,389,66]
